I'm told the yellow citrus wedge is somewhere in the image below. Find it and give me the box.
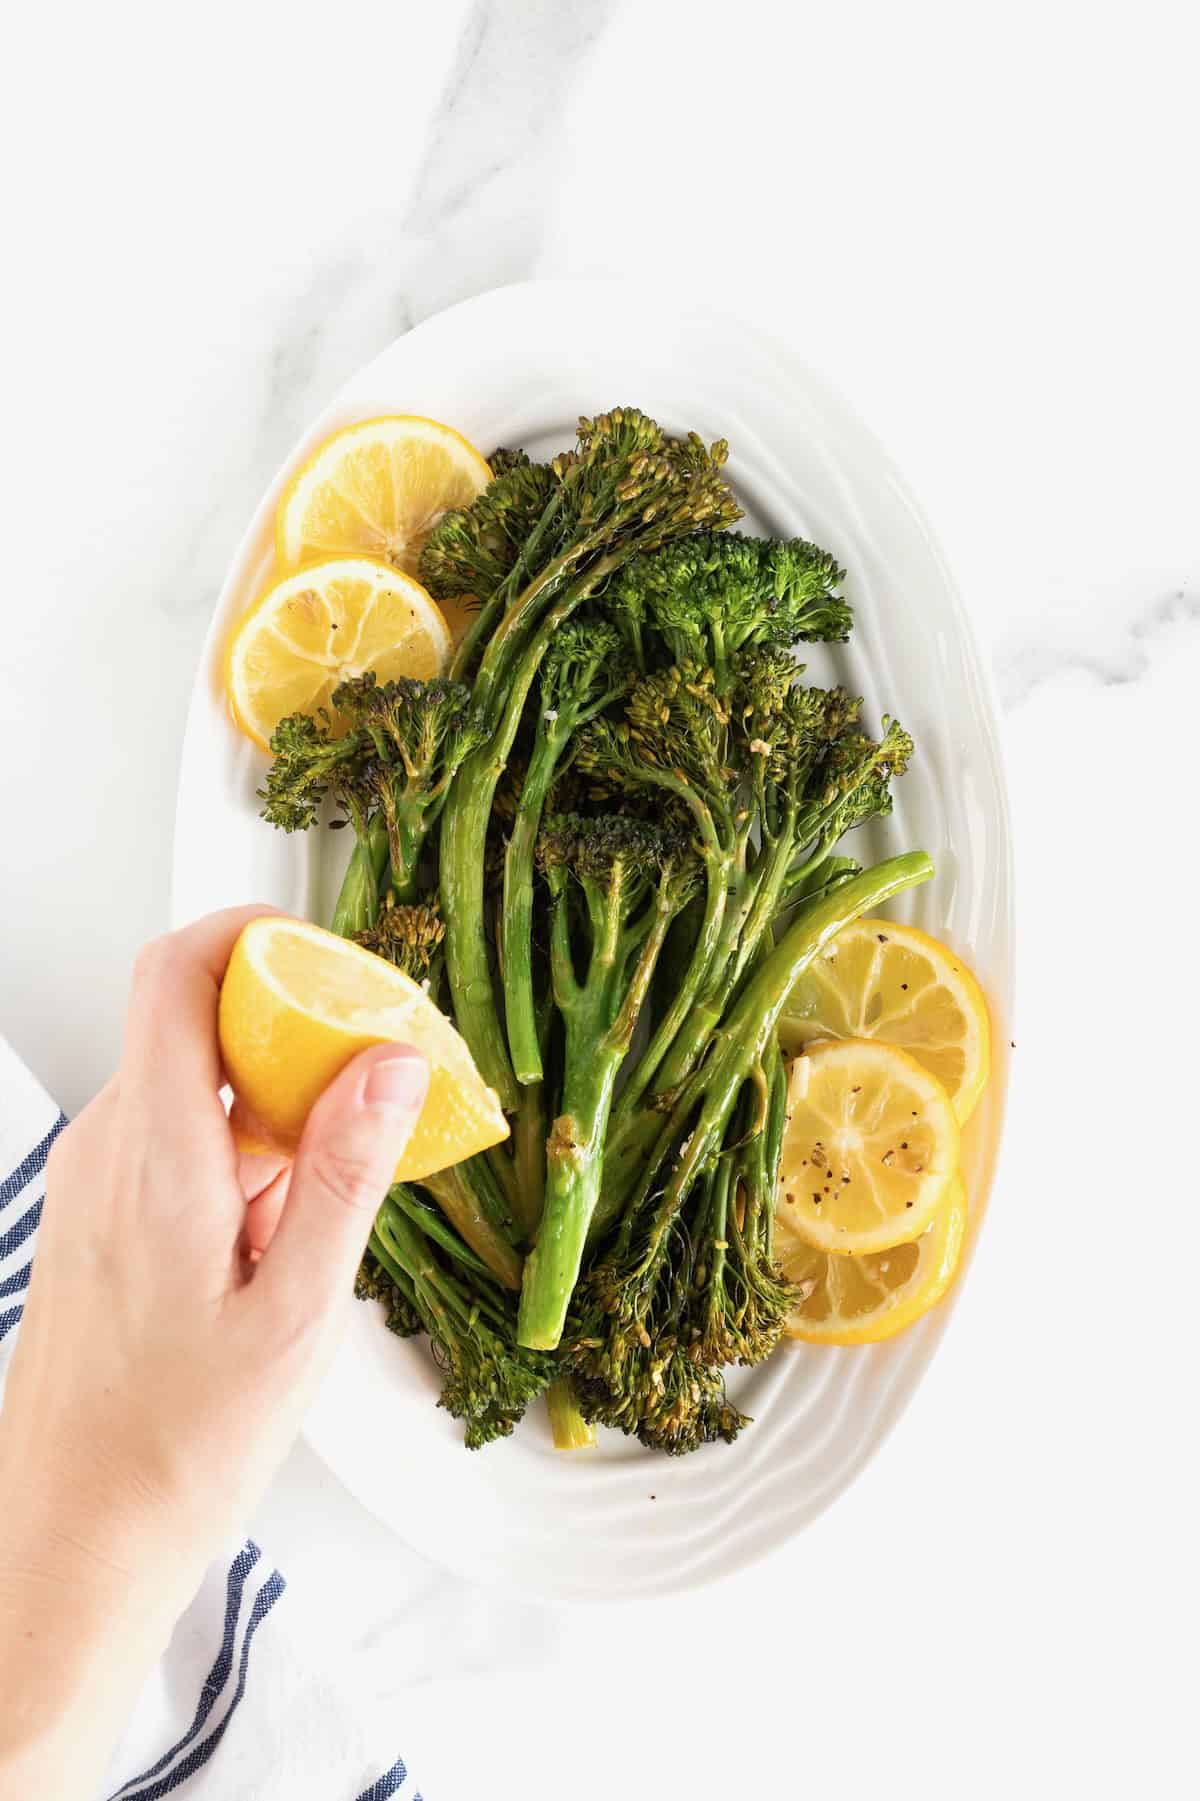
[224,557,451,750]
[778,1038,959,1255]
[276,415,492,576]
[779,918,991,1123]
[218,916,509,1181]
[777,1176,966,1344]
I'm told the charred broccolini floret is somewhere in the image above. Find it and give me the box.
[354,1247,423,1338]
[609,532,851,680]
[354,900,445,989]
[334,672,490,905]
[258,673,489,936]
[365,1191,551,1449]
[427,408,741,1110]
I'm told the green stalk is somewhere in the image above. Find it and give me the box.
[602,820,829,1211]
[512,1080,547,1240]
[375,1198,513,1336]
[485,1143,524,1222]
[519,1035,622,1349]
[448,490,568,684]
[502,718,571,1083]
[615,853,934,1262]
[612,859,727,1121]
[380,796,426,904]
[518,883,674,1350]
[329,815,389,938]
[386,1186,494,1282]
[441,557,626,1110]
[419,1164,523,1291]
[510,987,553,1240]
[502,664,625,1085]
[546,1379,596,1449]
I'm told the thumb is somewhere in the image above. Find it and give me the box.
[261,1043,429,1312]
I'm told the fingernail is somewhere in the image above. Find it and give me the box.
[363,1050,428,1116]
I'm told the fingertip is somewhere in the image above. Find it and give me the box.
[359,1043,429,1119]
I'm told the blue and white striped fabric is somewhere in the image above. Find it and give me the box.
[0,1037,422,1801]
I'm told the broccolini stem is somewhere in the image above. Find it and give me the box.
[502,717,571,1083]
[611,860,727,1121]
[381,799,426,904]
[485,1143,524,1225]
[518,1037,621,1350]
[512,1080,547,1240]
[441,558,624,1109]
[644,860,766,1102]
[546,1379,596,1450]
[778,855,861,915]
[518,893,673,1350]
[376,1198,512,1336]
[611,815,792,1163]
[419,1164,523,1291]
[617,853,935,1264]
[466,536,591,724]
[386,1185,496,1282]
[329,815,389,938]
[449,490,568,684]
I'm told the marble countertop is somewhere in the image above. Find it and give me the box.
[4,2,1195,1794]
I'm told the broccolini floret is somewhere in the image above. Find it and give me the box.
[354,900,445,988]
[610,532,851,679]
[431,408,741,1110]
[259,673,489,936]
[367,1191,551,1448]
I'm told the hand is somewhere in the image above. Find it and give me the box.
[0,906,428,1798]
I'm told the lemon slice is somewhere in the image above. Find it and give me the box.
[779,918,990,1124]
[276,415,492,576]
[219,917,509,1181]
[777,1176,966,1344]
[224,557,451,750]
[778,1038,959,1255]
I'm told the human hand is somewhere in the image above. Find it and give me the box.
[0,905,428,1796]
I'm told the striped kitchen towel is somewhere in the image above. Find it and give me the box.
[0,1035,421,1801]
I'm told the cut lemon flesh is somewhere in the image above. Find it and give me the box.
[777,1176,966,1344]
[780,918,990,1124]
[276,415,492,576]
[224,557,451,749]
[218,917,508,1182]
[778,1038,959,1255]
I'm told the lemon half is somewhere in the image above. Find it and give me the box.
[219,916,508,1182]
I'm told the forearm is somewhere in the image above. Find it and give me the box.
[0,1468,202,1801]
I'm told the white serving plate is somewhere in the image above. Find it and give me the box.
[173,280,1013,1602]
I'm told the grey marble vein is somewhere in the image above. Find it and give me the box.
[398,0,623,321]
[158,0,620,626]
[996,584,1200,710]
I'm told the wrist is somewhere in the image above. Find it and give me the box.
[0,1448,203,1795]
[0,1435,205,1631]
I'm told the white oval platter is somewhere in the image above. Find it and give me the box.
[173,280,1013,1602]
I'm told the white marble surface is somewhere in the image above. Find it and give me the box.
[3,1,1197,1795]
